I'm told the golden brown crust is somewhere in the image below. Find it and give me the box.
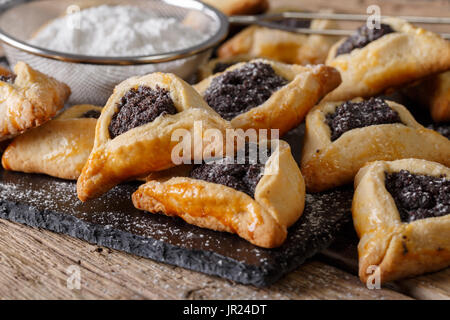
[301,99,450,192]
[77,72,232,201]
[2,105,101,180]
[324,18,450,102]
[0,62,71,142]
[202,0,268,16]
[353,159,450,283]
[403,71,450,123]
[194,59,341,136]
[55,104,101,120]
[217,19,339,65]
[132,140,305,248]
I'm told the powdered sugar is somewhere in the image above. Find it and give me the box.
[30,5,209,57]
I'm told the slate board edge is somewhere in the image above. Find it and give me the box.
[0,199,300,287]
[0,198,350,287]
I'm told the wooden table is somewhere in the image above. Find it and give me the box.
[0,0,449,300]
[1,218,448,300]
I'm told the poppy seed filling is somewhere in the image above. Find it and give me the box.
[80,109,101,119]
[204,62,288,120]
[109,85,177,138]
[326,98,402,141]
[336,23,395,56]
[189,145,272,198]
[0,74,16,84]
[212,62,235,74]
[385,170,450,223]
[428,124,450,140]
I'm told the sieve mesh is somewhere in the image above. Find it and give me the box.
[0,0,225,105]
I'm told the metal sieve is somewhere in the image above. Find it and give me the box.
[0,0,229,105]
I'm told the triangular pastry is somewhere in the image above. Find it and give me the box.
[194,59,341,136]
[132,140,305,248]
[324,18,450,102]
[301,98,450,192]
[0,62,71,141]
[2,104,101,180]
[353,159,450,283]
[77,73,231,201]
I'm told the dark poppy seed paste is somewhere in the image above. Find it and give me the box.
[189,145,272,198]
[80,109,101,119]
[385,170,450,222]
[428,124,450,140]
[325,98,402,141]
[204,62,288,120]
[212,62,235,74]
[0,74,16,84]
[336,24,395,56]
[109,85,177,138]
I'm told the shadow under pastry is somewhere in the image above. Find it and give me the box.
[402,70,450,123]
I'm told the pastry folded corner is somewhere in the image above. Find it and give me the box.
[0,61,71,141]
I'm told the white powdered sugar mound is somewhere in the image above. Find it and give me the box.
[30,5,208,56]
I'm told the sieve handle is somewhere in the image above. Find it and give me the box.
[229,12,450,40]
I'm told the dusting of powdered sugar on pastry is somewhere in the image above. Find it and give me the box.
[30,5,209,56]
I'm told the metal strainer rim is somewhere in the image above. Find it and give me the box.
[0,0,229,65]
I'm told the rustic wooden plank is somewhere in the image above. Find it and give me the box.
[0,219,411,300]
[394,269,450,300]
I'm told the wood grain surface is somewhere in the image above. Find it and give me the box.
[320,232,450,300]
[0,219,411,300]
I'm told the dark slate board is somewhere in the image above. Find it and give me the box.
[0,169,353,287]
[0,119,354,287]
